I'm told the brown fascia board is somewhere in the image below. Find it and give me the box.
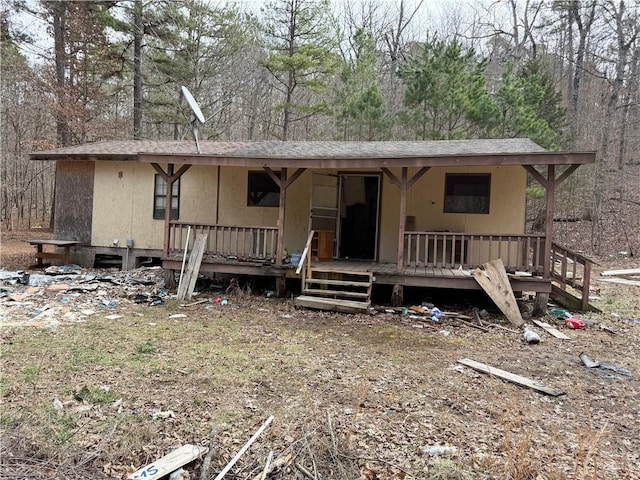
[137,151,596,168]
[29,153,138,162]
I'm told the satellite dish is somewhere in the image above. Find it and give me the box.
[181,86,205,153]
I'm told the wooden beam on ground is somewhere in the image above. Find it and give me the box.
[472,259,525,327]
[128,444,208,480]
[458,358,565,397]
[600,268,640,277]
[177,232,208,300]
[532,320,572,339]
[598,277,640,287]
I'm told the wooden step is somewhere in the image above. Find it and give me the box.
[294,295,370,314]
[305,278,371,288]
[309,268,372,278]
[302,288,370,299]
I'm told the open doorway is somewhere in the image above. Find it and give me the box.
[338,174,380,260]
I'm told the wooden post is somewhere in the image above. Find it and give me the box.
[164,164,175,259]
[276,168,287,267]
[533,292,549,316]
[397,167,408,273]
[391,284,403,307]
[543,165,555,279]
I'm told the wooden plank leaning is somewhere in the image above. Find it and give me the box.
[177,232,208,301]
[472,258,524,327]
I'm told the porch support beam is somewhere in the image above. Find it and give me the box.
[397,167,408,272]
[151,163,192,261]
[522,166,549,189]
[381,167,430,273]
[264,167,306,271]
[543,165,555,280]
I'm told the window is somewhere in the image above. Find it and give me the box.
[247,171,280,207]
[444,174,490,214]
[153,174,180,219]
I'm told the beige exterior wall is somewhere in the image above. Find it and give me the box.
[91,163,526,264]
[378,165,527,263]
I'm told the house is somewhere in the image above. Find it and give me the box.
[30,138,596,312]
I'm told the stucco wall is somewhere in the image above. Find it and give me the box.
[378,166,527,263]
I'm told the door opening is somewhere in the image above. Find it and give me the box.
[338,174,380,260]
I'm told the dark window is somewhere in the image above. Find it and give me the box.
[247,171,280,207]
[153,174,180,219]
[444,174,490,214]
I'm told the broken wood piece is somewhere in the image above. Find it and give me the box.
[128,444,209,480]
[486,323,519,334]
[181,299,209,308]
[532,320,572,340]
[295,463,317,480]
[472,307,484,326]
[251,454,293,480]
[472,259,524,327]
[455,318,490,332]
[177,232,208,301]
[600,268,640,277]
[259,451,274,480]
[457,358,565,396]
[213,415,274,480]
[444,311,473,320]
[598,277,640,287]
[199,428,219,480]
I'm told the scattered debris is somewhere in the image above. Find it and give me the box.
[579,352,599,368]
[422,445,458,456]
[564,317,586,329]
[150,409,175,420]
[169,314,187,319]
[457,358,565,396]
[128,444,209,480]
[532,320,572,340]
[213,415,274,480]
[579,353,633,379]
[523,327,541,344]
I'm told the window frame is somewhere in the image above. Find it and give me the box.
[443,173,491,214]
[153,174,180,220]
[247,170,281,207]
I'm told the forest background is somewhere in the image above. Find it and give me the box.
[1,0,638,260]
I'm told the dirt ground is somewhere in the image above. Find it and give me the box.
[1,228,639,480]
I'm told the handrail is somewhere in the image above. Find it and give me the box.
[296,230,315,275]
[168,222,278,260]
[404,231,545,273]
[550,242,595,311]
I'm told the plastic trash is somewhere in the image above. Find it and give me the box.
[99,298,118,308]
[523,327,541,344]
[422,445,457,456]
[549,308,571,319]
[564,317,586,329]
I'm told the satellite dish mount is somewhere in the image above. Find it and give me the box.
[181,86,205,154]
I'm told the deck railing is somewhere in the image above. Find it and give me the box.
[404,231,545,273]
[550,242,594,311]
[168,222,278,260]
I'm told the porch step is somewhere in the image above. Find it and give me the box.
[295,269,373,313]
[305,278,371,288]
[294,295,371,314]
[302,288,370,299]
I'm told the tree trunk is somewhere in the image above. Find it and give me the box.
[133,0,143,139]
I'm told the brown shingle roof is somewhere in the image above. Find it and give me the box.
[30,138,595,167]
